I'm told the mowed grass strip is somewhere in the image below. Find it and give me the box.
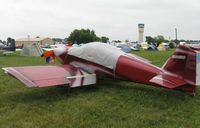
[0,50,200,128]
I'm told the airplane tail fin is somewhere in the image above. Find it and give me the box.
[161,45,200,93]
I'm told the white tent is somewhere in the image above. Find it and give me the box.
[21,44,43,56]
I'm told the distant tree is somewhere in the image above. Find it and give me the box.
[179,39,186,42]
[68,29,100,44]
[52,38,63,43]
[164,39,170,43]
[154,35,165,47]
[7,37,13,46]
[100,36,109,43]
[36,36,40,38]
[112,40,121,43]
[125,40,129,42]
[169,42,175,48]
[174,39,180,45]
[145,36,155,44]
[5,37,15,50]
[10,39,16,50]
[7,37,12,42]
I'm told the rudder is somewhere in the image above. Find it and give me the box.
[162,45,200,93]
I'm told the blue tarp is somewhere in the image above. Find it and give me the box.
[117,45,131,53]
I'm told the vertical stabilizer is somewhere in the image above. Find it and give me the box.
[163,45,197,86]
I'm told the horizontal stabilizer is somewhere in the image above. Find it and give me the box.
[3,65,96,88]
[150,74,187,89]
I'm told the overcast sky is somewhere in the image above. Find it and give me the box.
[0,0,199,41]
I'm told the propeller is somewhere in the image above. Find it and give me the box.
[41,50,55,64]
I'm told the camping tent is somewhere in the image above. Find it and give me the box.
[157,43,169,51]
[140,42,149,50]
[130,43,140,51]
[21,44,43,56]
[140,42,157,50]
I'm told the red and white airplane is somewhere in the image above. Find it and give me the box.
[2,42,200,95]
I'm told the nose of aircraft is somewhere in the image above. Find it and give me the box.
[53,45,68,57]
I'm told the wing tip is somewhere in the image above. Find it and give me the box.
[2,67,37,87]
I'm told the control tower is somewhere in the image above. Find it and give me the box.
[138,24,145,43]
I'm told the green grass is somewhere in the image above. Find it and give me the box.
[1,50,200,128]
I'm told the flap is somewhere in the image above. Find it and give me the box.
[150,74,187,89]
[3,65,96,88]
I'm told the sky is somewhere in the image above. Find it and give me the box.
[0,0,200,41]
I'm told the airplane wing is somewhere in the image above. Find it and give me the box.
[149,74,187,89]
[2,65,96,88]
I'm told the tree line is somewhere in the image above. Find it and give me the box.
[146,35,178,48]
[0,37,15,46]
[67,29,109,44]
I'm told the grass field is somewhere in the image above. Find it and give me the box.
[1,50,200,128]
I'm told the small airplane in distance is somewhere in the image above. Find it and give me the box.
[2,42,200,95]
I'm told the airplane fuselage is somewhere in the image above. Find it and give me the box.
[54,43,163,87]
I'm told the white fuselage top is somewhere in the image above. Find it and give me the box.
[68,42,126,69]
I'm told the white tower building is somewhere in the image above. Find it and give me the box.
[138,24,145,43]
